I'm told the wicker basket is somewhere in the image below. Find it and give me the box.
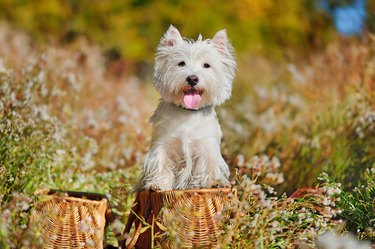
[29,190,114,249]
[120,188,236,249]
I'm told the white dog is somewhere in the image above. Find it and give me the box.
[136,25,236,191]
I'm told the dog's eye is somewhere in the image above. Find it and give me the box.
[178,61,186,67]
[203,63,211,68]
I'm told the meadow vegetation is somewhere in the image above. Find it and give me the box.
[0,1,374,248]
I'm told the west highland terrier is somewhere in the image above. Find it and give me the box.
[136,25,236,191]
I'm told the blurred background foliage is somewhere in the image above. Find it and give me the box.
[0,0,373,64]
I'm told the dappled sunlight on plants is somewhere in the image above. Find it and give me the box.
[219,155,343,248]
[0,23,151,246]
[221,36,375,195]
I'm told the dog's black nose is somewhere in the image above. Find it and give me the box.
[186,75,199,86]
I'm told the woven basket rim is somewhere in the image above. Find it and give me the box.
[38,194,108,204]
[35,189,109,200]
[143,187,234,194]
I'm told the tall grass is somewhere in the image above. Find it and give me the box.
[0,23,150,247]
[221,36,375,194]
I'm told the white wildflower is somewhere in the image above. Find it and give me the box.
[67,73,80,92]
[0,58,7,74]
[236,154,245,167]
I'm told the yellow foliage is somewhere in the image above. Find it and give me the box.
[237,0,273,20]
[0,0,333,61]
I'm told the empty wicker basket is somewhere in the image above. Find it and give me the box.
[120,188,236,249]
[29,190,114,249]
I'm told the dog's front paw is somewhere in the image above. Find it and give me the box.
[149,185,162,191]
[144,182,162,191]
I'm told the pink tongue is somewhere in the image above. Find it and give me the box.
[183,92,201,109]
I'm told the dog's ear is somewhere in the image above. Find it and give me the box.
[212,29,229,46]
[160,25,183,47]
[211,29,234,56]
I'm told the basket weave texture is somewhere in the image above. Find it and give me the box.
[29,191,110,249]
[121,188,236,249]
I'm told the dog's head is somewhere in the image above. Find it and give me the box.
[153,25,236,110]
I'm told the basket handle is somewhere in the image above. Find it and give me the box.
[119,191,152,249]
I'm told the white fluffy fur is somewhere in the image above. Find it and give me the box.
[135,25,236,191]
